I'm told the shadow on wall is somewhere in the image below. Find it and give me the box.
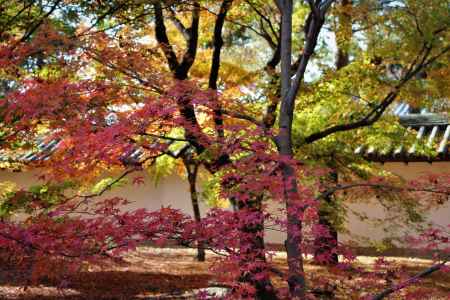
[341,162,450,246]
[1,162,449,247]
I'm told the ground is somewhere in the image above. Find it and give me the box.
[0,247,449,299]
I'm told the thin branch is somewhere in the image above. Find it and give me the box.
[371,258,449,300]
[168,7,190,40]
[0,1,34,36]
[65,167,141,212]
[82,2,128,35]
[303,44,450,144]
[141,132,190,143]
[19,0,62,43]
[199,4,276,46]
[258,19,277,49]
[84,48,164,94]
[164,144,191,159]
[222,109,264,127]
[77,9,154,38]
[245,0,279,40]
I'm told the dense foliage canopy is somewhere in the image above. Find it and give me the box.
[0,0,449,299]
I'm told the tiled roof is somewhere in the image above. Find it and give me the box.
[355,103,449,162]
[0,138,147,166]
[1,104,449,167]
[0,137,61,167]
[0,136,187,169]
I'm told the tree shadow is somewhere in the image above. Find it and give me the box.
[0,268,212,299]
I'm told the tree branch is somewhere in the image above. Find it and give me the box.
[76,168,139,200]
[208,0,234,139]
[151,2,207,154]
[208,0,233,90]
[175,0,200,80]
[168,7,190,40]
[277,0,330,152]
[245,0,279,40]
[0,1,34,36]
[153,2,179,73]
[222,109,263,127]
[141,132,189,143]
[371,258,449,300]
[19,0,62,43]
[303,44,450,144]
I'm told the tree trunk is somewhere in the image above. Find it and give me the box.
[154,0,276,292]
[277,0,307,297]
[185,162,205,262]
[237,195,278,300]
[279,160,306,299]
[314,170,339,265]
[335,0,351,71]
[313,0,352,265]
[315,212,339,264]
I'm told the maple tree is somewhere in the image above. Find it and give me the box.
[0,0,449,299]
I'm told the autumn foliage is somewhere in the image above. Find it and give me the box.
[0,0,449,299]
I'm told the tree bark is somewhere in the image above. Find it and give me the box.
[280,161,306,299]
[184,162,205,262]
[209,0,234,139]
[276,0,332,297]
[335,0,351,70]
[237,195,278,300]
[313,0,351,265]
[277,0,305,298]
[154,2,278,294]
[314,170,339,265]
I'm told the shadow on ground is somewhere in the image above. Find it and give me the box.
[0,267,212,299]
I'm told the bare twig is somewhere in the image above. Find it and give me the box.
[371,258,449,300]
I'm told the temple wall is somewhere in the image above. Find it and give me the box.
[1,161,449,246]
[0,170,209,218]
[341,162,450,245]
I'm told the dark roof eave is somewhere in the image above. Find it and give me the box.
[364,153,450,163]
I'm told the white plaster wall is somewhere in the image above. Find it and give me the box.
[0,170,210,218]
[342,162,450,245]
[1,161,449,246]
